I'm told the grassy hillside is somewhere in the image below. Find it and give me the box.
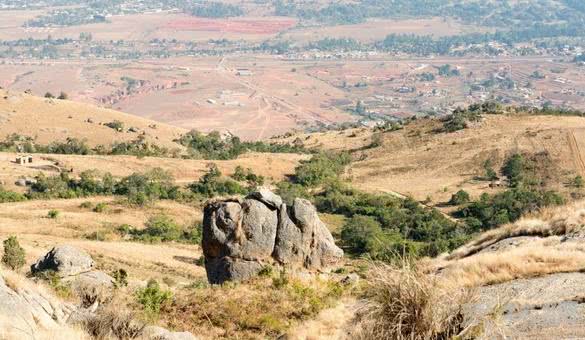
[0,89,186,150]
[278,113,585,204]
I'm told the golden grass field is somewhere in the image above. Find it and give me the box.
[0,197,205,283]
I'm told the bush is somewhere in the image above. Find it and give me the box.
[448,190,470,206]
[294,152,351,187]
[0,187,27,203]
[571,175,584,188]
[105,120,124,131]
[47,209,60,219]
[57,91,68,100]
[189,164,247,198]
[93,202,108,213]
[2,236,25,270]
[502,153,524,187]
[115,168,179,205]
[135,279,172,320]
[458,188,564,231]
[79,201,93,209]
[315,184,467,260]
[142,215,181,242]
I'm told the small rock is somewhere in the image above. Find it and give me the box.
[340,273,359,286]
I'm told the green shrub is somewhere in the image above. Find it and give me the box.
[115,168,178,205]
[112,268,128,288]
[315,184,467,260]
[79,201,93,209]
[571,175,584,188]
[105,120,124,131]
[142,215,181,242]
[294,152,351,187]
[448,190,470,206]
[189,164,247,197]
[458,188,565,231]
[34,270,72,298]
[502,153,524,187]
[258,265,274,277]
[135,279,172,320]
[93,202,108,213]
[0,187,27,203]
[2,236,25,270]
[47,209,60,219]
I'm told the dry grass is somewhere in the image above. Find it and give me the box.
[351,262,472,340]
[80,305,145,340]
[160,275,345,339]
[0,268,90,339]
[443,243,585,287]
[448,200,585,260]
[277,114,585,204]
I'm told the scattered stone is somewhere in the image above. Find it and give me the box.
[202,190,343,284]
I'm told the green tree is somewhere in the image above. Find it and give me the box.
[502,154,524,187]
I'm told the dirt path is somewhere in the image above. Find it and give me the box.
[567,130,585,175]
[286,298,358,340]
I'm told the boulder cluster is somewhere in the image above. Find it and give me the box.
[202,188,344,284]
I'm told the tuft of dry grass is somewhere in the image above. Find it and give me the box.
[351,262,473,340]
[443,243,585,287]
[80,305,145,340]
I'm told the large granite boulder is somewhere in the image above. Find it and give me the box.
[0,274,77,338]
[31,245,95,277]
[203,189,343,283]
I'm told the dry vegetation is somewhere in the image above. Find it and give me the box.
[0,89,185,149]
[278,114,585,204]
[351,262,472,340]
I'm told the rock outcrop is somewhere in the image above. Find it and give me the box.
[0,273,80,339]
[202,189,343,283]
[31,245,95,277]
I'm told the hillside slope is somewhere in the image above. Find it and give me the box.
[0,89,187,149]
[278,114,585,203]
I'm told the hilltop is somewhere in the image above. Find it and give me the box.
[0,89,187,150]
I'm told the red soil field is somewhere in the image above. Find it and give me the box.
[165,17,297,34]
